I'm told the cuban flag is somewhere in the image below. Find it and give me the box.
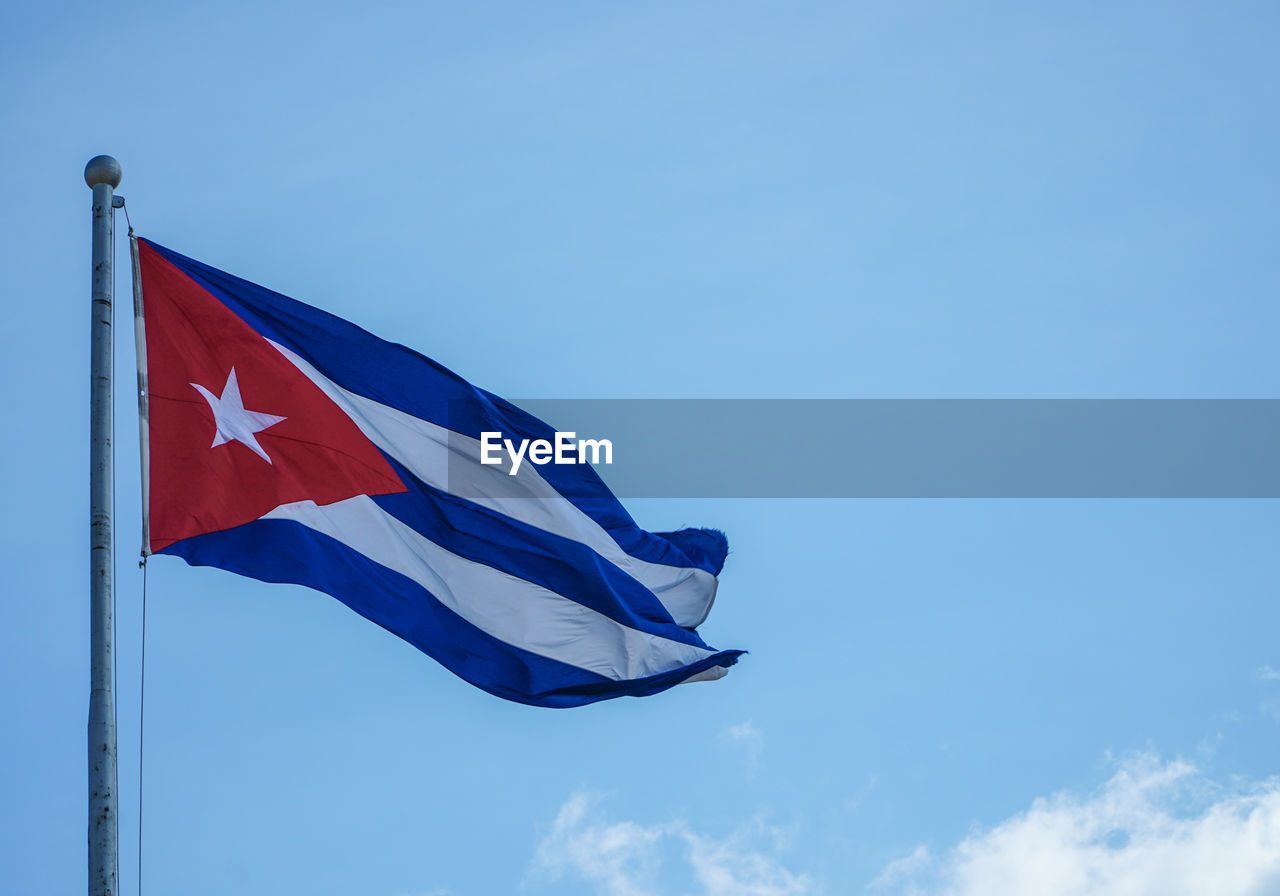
[131,238,742,708]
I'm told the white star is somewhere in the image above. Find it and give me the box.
[190,367,287,464]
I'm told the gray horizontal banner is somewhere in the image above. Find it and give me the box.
[447,400,1280,498]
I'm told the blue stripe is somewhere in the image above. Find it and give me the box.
[371,455,711,648]
[141,238,728,577]
[160,519,742,708]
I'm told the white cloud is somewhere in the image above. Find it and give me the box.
[531,793,665,896]
[871,754,1280,896]
[684,818,813,896]
[723,720,765,773]
[1254,667,1280,723]
[871,846,931,890]
[845,774,881,813]
[528,792,814,896]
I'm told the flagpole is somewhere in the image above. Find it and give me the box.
[85,154,121,896]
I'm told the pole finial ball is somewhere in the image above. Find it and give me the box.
[84,156,122,189]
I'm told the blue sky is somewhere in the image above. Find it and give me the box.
[3,3,1280,894]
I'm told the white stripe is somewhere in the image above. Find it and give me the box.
[680,665,729,684]
[261,496,715,680]
[268,340,719,628]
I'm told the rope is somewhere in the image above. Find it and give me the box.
[110,195,121,890]
[120,194,146,896]
[137,556,148,896]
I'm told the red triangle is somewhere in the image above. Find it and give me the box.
[139,243,406,552]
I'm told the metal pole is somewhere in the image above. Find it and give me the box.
[85,154,121,896]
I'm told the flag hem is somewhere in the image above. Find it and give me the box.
[130,235,152,557]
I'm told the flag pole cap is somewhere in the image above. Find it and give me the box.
[84,155,122,189]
